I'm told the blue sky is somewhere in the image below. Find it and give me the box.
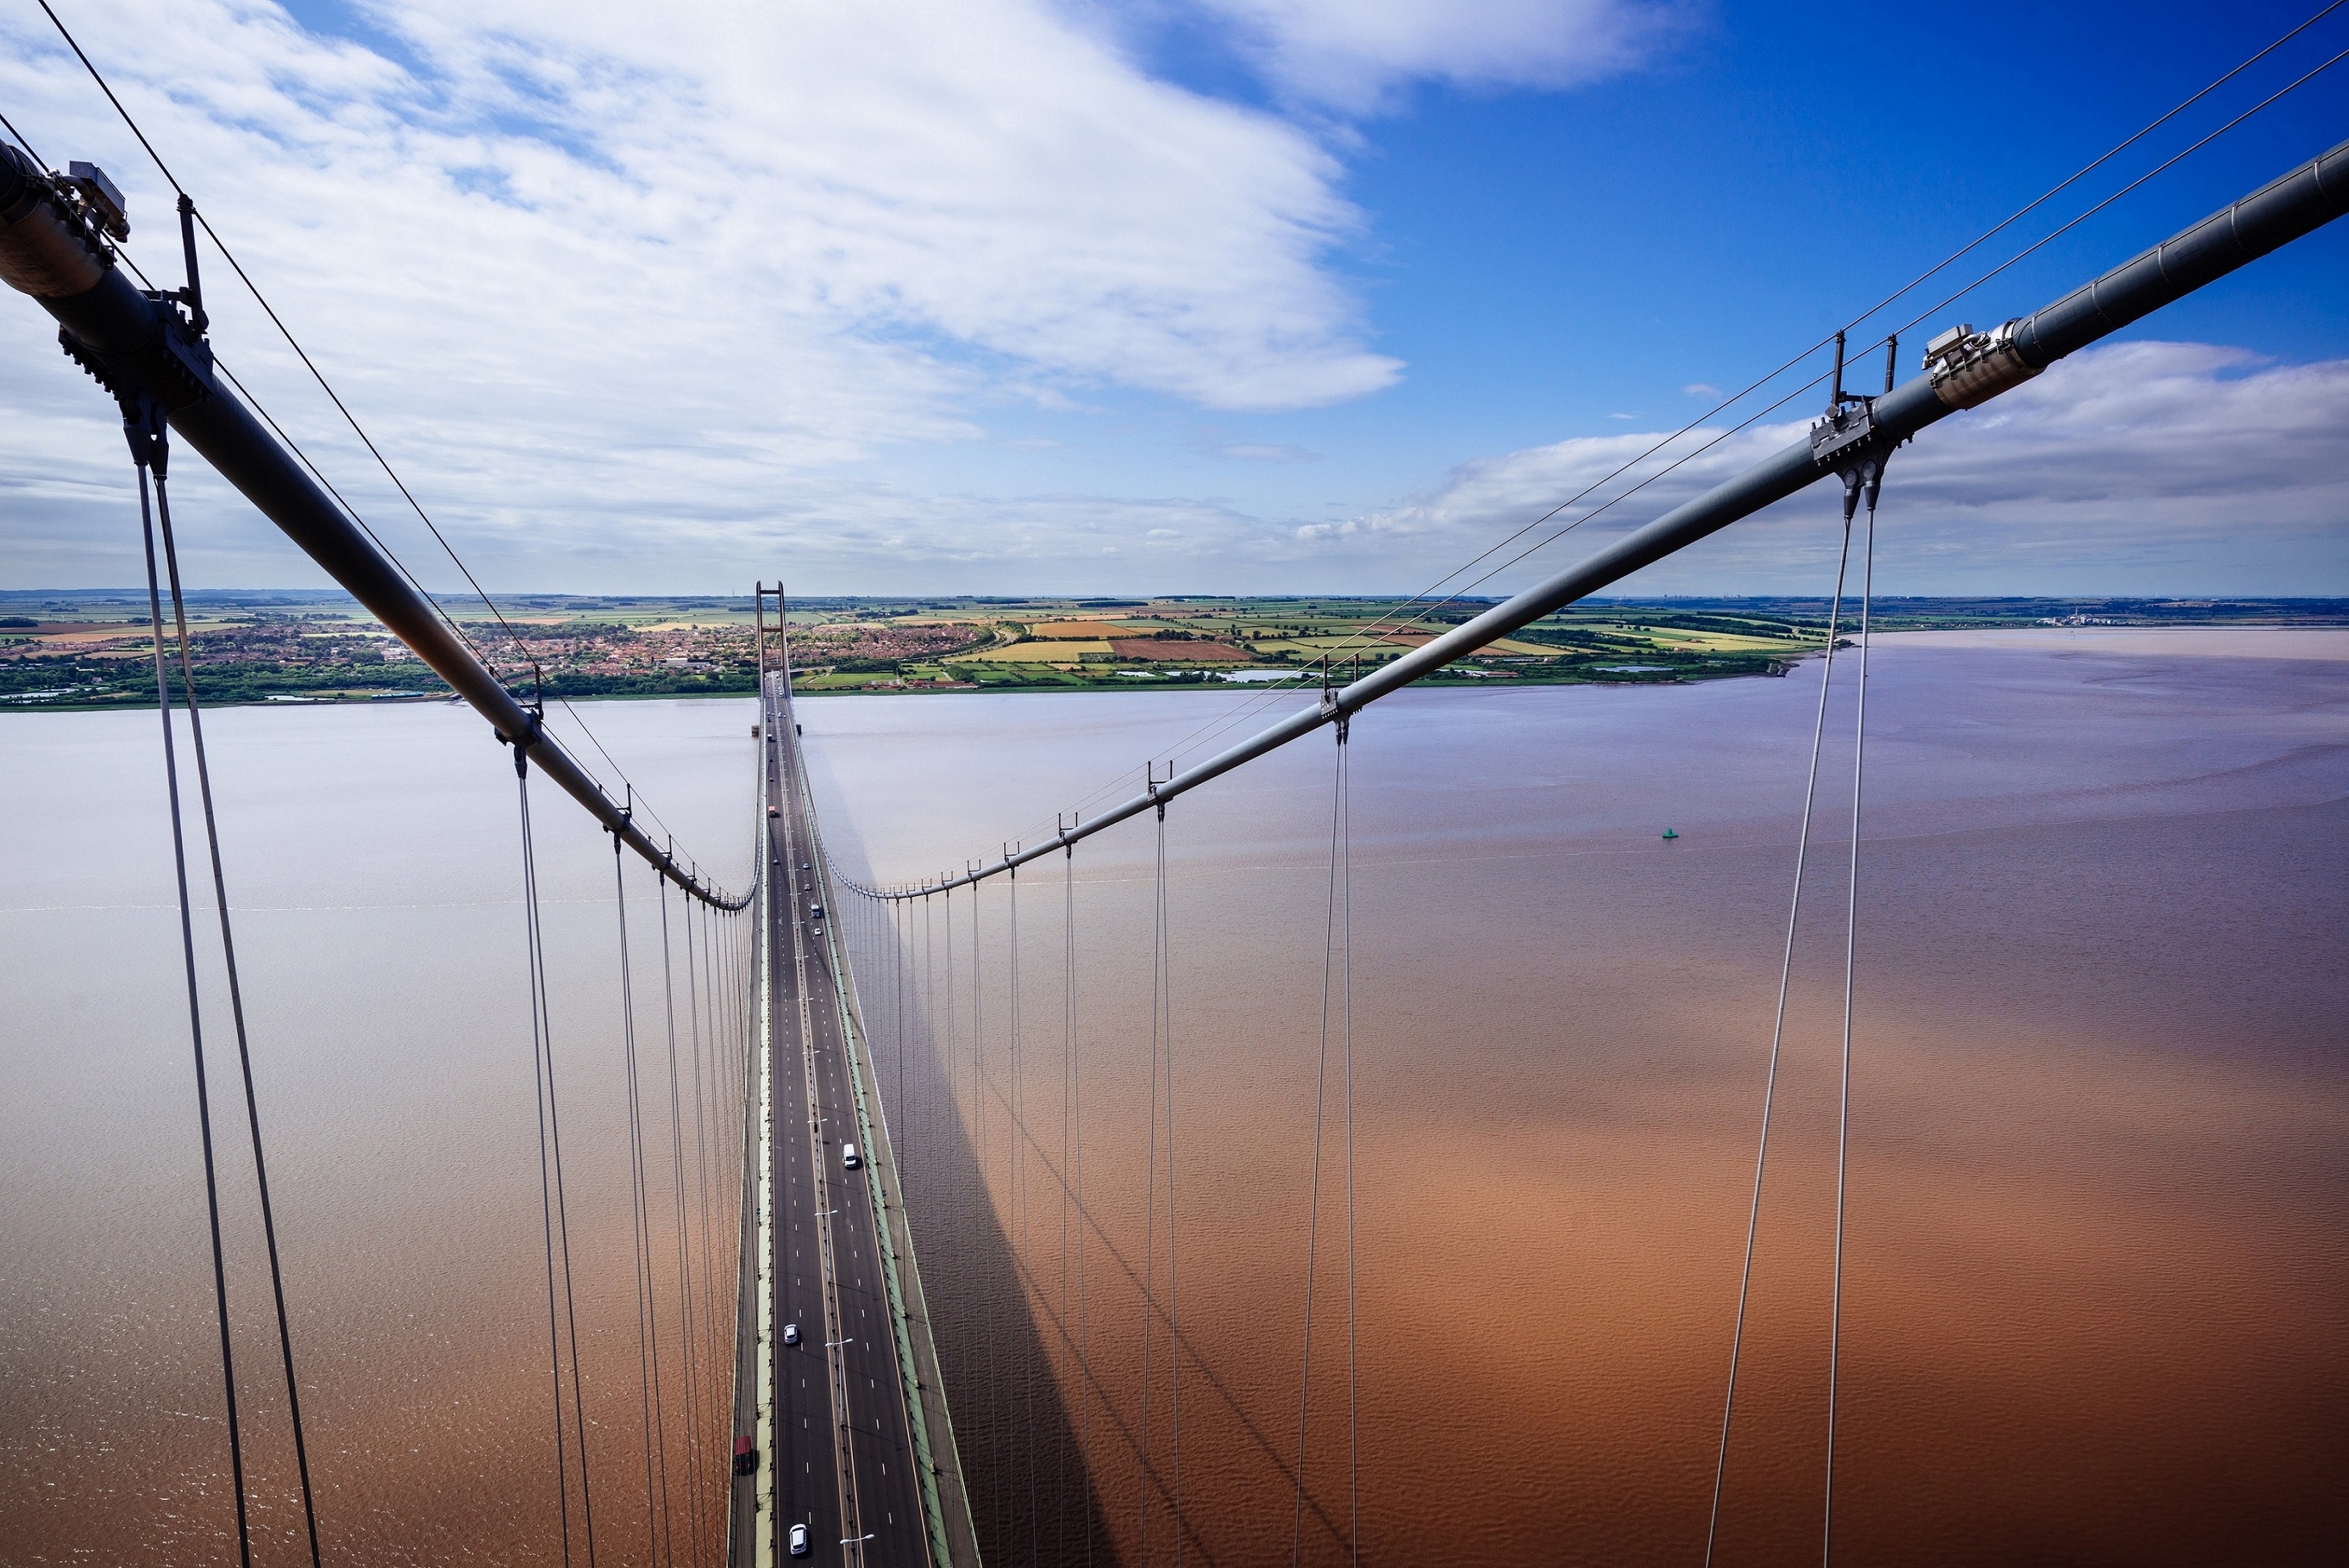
[1,0,2344,596]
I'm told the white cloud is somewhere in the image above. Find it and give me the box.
[1190,0,1685,113]
[0,0,1400,589]
[1304,344,2349,594]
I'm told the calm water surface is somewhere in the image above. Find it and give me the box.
[4,632,2345,1564]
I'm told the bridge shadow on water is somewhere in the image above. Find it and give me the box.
[887,1019,1127,1568]
[878,979,1352,1568]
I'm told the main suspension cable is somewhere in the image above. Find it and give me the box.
[31,0,761,870]
[957,4,2349,862]
[133,454,250,1568]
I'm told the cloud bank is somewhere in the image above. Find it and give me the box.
[1323,343,2349,596]
[0,0,1406,587]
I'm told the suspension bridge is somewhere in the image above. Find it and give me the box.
[1,12,2345,1564]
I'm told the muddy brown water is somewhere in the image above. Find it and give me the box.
[4,632,2345,1564]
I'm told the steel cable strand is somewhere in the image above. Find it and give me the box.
[1057,860,1075,1568]
[151,472,326,1567]
[133,460,251,1568]
[611,848,672,1567]
[897,898,909,1187]
[657,881,707,1564]
[526,788,600,1567]
[1291,734,1348,1567]
[684,895,723,1545]
[515,768,578,1565]
[1062,846,1082,1568]
[1138,818,1165,1568]
[1703,508,1861,1567]
[1823,493,1881,1568]
[975,884,1005,1552]
[1161,808,1185,1568]
[944,888,963,1381]
[925,895,938,1211]
[1340,732,1359,1568]
[1012,868,1042,1567]
[711,904,730,1558]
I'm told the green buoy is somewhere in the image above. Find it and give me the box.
[1661,828,1679,840]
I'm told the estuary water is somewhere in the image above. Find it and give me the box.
[4,630,2347,1564]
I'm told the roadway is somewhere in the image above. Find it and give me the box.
[737,670,932,1567]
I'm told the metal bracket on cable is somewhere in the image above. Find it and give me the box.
[1809,329,1881,467]
[494,703,545,777]
[1818,334,1905,507]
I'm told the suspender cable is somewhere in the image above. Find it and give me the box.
[612,843,671,1567]
[522,764,599,1566]
[1291,730,1348,1567]
[945,886,961,1367]
[1138,809,1162,1568]
[657,878,707,1565]
[684,892,721,1510]
[1339,725,1359,1568]
[1057,851,1075,1568]
[974,880,1002,1548]
[896,897,908,1179]
[149,459,325,1568]
[1012,867,1040,1566]
[1823,482,1883,1567]
[516,753,591,1565]
[1159,802,1185,1567]
[925,893,938,1203]
[1703,506,1861,1567]
[1071,832,1094,1568]
[133,451,251,1568]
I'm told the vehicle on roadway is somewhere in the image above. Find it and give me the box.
[809,903,824,919]
[733,1435,757,1476]
[783,1321,799,1345]
[843,1143,860,1170]
[767,806,779,818]
[789,1522,810,1556]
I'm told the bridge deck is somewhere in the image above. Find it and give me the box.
[734,671,979,1567]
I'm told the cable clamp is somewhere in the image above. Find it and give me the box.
[1810,399,1876,466]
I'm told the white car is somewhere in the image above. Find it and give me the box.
[783,1321,799,1346]
[842,1143,861,1170]
[788,1522,810,1556]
